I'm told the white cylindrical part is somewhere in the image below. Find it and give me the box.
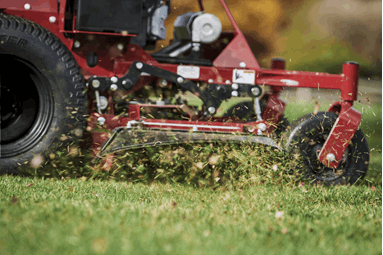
[111,76,118,83]
[177,77,184,83]
[136,62,143,69]
[99,96,108,110]
[110,84,118,91]
[49,16,56,23]
[251,87,261,97]
[326,153,336,162]
[254,97,263,121]
[192,13,222,44]
[74,41,81,48]
[258,123,267,132]
[97,117,106,125]
[117,43,124,50]
[92,79,100,88]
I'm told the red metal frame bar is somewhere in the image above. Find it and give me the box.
[198,0,204,11]
[318,101,361,168]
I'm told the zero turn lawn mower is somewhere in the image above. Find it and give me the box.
[0,0,369,185]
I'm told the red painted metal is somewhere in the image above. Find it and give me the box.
[0,0,364,171]
[198,0,205,11]
[318,101,362,168]
[212,0,260,69]
[341,62,359,102]
[0,0,57,13]
[61,30,136,37]
[58,0,66,31]
[114,56,348,89]
[87,112,270,135]
[271,58,286,70]
[90,131,114,170]
[212,33,260,69]
[261,93,286,132]
[270,58,285,93]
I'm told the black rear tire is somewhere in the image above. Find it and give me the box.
[0,14,87,173]
[283,111,369,185]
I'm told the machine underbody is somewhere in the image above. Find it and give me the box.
[0,0,368,184]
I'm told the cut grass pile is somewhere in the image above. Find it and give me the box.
[0,176,381,255]
[21,93,382,187]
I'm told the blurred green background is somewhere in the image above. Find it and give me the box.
[159,0,381,77]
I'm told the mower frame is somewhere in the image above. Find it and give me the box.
[0,0,362,169]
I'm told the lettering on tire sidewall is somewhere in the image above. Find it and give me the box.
[0,35,28,47]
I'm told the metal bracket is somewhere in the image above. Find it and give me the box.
[88,61,219,115]
[318,101,362,168]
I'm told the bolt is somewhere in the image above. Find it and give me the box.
[326,153,336,162]
[160,79,168,87]
[258,123,267,132]
[110,84,118,91]
[74,41,81,48]
[97,117,106,125]
[136,62,143,69]
[92,79,100,88]
[240,62,246,68]
[49,16,56,23]
[24,3,31,10]
[231,83,239,90]
[192,43,200,51]
[117,43,124,51]
[231,91,238,97]
[99,96,108,110]
[110,76,118,83]
[208,107,216,114]
[251,87,261,96]
[177,77,184,83]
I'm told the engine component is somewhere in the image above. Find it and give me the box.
[192,13,222,44]
[149,4,168,40]
[174,12,222,44]
[76,0,143,33]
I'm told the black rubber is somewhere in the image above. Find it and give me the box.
[223,101,255,120]
[0,14,87,173]
[283,112,369,185]
[223,100,289,137]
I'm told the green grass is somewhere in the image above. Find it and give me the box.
[2,85,381,254]
[0,176,381,255]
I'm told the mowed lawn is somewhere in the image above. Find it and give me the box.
[0,176,381,255]
[1,83,382,254]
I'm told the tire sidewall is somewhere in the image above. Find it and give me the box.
[0,17,86,172]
